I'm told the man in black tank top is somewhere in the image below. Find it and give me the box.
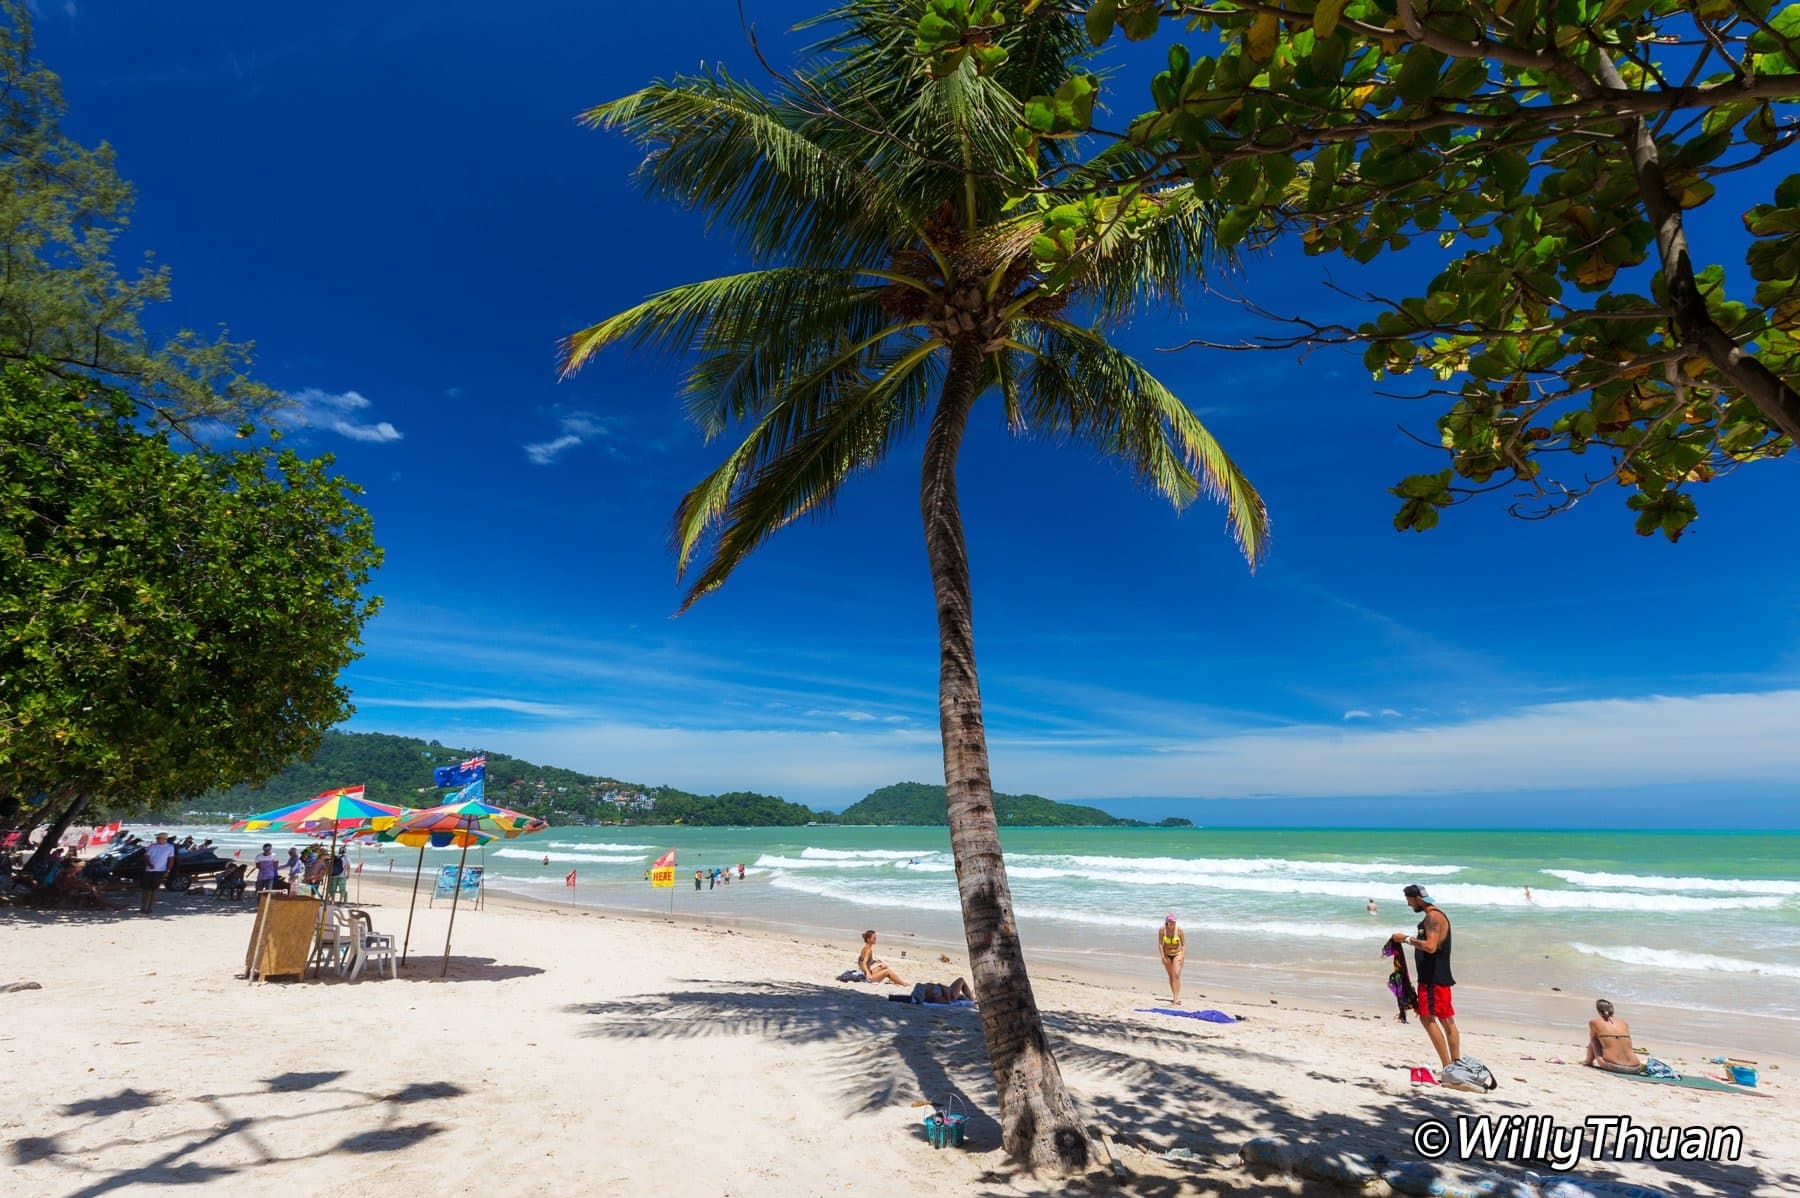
[1392,883,1461,1068]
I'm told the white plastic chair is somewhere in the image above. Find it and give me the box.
[308,904,353,977]
[346,908,397,981]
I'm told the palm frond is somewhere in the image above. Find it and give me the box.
[585,73,923,268]
[1015,320,1268,567]
[676,339,945,609]
[681,293,920,438]
[561,268,876,377]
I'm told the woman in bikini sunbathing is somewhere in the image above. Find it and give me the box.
[858,929,906,986]
[1583,998,1644,1073]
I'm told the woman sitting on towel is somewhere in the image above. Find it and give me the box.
[858,930,906,986]
[1584,999,1645,1073]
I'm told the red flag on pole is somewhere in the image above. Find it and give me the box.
[653,849,676,868]
[565,869,577,887]
[233,849,243,858]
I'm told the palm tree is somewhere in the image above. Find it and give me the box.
[561,2,1268,1172]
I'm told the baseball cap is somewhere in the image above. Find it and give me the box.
[1403,884,1430,900]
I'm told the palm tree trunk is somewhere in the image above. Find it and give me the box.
[920,339,1093,1174]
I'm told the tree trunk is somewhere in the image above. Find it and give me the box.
[919,338,1094,1174]
[24,791,89,874]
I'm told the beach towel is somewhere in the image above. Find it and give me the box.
[1135,1007,1240,1023]
[835,970,866,983]
[1593,1069,1767,1095]
[888,987,975,1008]
[1382,939,1417,1022]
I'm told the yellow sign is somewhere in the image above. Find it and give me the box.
[650,866,675,888]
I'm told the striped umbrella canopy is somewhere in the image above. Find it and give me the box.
[345,821,497,849]
[389,796,546,841]
[231,785,405,833]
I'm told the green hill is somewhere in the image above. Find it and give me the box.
[835,781,1140,827]
[180,733,1150,829]
[185,731,818,827]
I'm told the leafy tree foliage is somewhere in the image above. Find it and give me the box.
[0,368,381,846]
[917,0,1800,538]
[0,2,275,427]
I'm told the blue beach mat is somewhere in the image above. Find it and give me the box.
[1136,1007,1240,1023]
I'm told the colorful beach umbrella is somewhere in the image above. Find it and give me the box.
[231,785,404,833]
[232,785,403,981]
[386,796,546,841]
[387,792,547,976]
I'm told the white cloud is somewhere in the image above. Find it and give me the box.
[383,688,1800,806]
[355,696,579,718]
[1342,709,1372,720]
[285,388,402,443]
[803,708,883,723]
[1379,708,1404,718]
[1042,689,1800,800]
[523,434,582,466]
[524,411,613,465]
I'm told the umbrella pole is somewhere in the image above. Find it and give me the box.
[400,842,426,966]
[309,828,339,980]
[440,820,472,978]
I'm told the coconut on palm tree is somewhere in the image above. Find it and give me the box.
[561,1,1267,1172]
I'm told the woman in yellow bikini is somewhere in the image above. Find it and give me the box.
[1157,913,1187,1006]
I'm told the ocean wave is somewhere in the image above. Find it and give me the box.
[754,854,891,870]
[1569,942,1800,980]
[798,848,929,861]
[783,864,1783,911]
[1543,869,1800,896]
[765,875,1384,942]
[846,852,1457,881]
[543,841,655,852]
[1037,854,1464,879]
[492,848,647,864]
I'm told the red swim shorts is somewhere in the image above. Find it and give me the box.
[1417,985,1456,1019]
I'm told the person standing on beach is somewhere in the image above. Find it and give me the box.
[1392,884,1459,1069]
[694,869,703,891]
[1157,913,1187,1006]
[139,832,175,915]
[253,844,279,893]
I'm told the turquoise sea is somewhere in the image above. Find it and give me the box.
[195,824,1800,1022]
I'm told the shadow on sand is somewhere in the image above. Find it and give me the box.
[10,1070,461,1198]
[565,981,1790,1198]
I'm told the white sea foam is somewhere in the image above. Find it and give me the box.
[1569,942,1800,980]
[775,861,1782,912]
[798,848,927,861]
[766,874,1386,942]
[1544,869,1800,896]
[543,840,655,852]
[754,854,891,870]
[492,848,646,864]
[1038,854,1464,879]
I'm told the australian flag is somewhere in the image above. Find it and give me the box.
[433,753,487,789]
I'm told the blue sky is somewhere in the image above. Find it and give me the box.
[34,1,1800,825]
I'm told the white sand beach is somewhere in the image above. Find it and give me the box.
[4,879,1793,1197]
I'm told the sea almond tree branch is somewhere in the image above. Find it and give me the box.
[1592,49,1800,444]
